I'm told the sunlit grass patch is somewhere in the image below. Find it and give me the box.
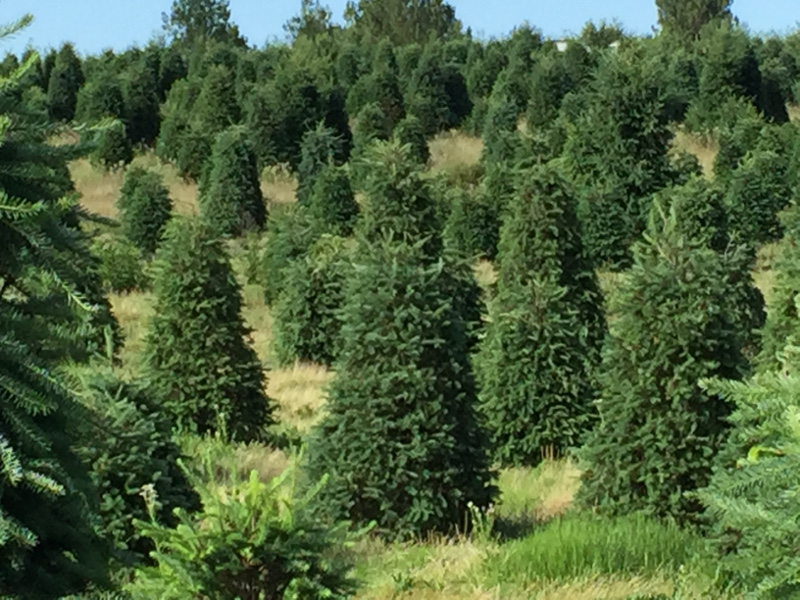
[267,363,333,432]
[262,164,298,204]
[496,459,581,528]
[429,130,483,174]
[109,290,153,376]
[672,129,719,179]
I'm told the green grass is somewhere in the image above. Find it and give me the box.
[487,512,705,587]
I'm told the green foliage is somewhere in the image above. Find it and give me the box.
[145,217,275,442]
[272,235,353,367]
[122,62,161,146]
[481,93,520,166]
[128,461,358,599]
[307,164,359,237]
[577,215,757,524]
[697,370,800,599]
[117,166,173,256]
[199,126,266,237]
[76,77,125,123]
[164,0,242,46]
[194,64,240,134]
[725,150,793,246]
[90,119,134,170]
[261,204,320,306]
[304,237,496,539]
[656,0,732,41]
[47,42,84,122]
[712,99,766,180]
[296,122,344,204]
[487,512,704,585]
[405,46,453,136]
[72,369,200,566]
[347,0,460,46]
[443,186,501,261]
[90,233,150,293]
[393,114,430,165]
[476,165,606,467]
[0,34,110,596]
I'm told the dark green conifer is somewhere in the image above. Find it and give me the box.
[116,166,173,255]
[194,64,240,133]
[393,114,430,165]
[145,217,275,442]
[307,165,359,237]
[90,119,134,170]
[47,42,84,122]
[75,77,125,123]
[296,123,343,204]
[123,61,161,146]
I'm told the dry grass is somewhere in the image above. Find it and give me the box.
[473,260,497,292]
[429,130,483,173]
[108,291,153,375]
[672,129,719,179]
[267,363,334,432]
[788,104,800,122]
[496,459,582,523]
[261,164,298,205]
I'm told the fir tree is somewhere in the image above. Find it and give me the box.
[145,217,275,442]
[116,165,173,255]
[90,119,134,170]
[393,114,430,165]
[577,212,757,524]
[194,64,240,134]
[75,77,125,123]
[199,126,266,237]
[47,42,84,122]
[307,164,359,237]
[123,61,161,146]
[296,123,343,204]
[0,31,109,596]
[476,165,606,467]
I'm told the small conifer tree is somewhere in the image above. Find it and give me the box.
[199,126,266,237]
[90,119,134,170]
[476,165,606,467]
[117,166,173,255]
[577,212,758,524]
[393,114,430,165]
[145,217,275,442]
[296,123,343,204]
[307,164,359,237]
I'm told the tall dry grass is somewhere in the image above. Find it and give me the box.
[429,130,483,173]
[672,129,719,179]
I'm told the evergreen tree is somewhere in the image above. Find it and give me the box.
[393,114,430,165]
[0,30,109,596]
[350,102,391,189]
[91,118,134,170]
[117,166,173,255]
[123,61,161,146]
[443,186,501,261]
[296,123,343,204]
[307,165,359,237]
[75,77,125,123]
[47,42,84,122]
[304,236,495,538]
[656,0,732,41]
[194,64,240,134]
[165,0,243,46]
[476,165,606,467]
[158,44,187,100]
[577,213,757,524]
[199,126,266,237]
[145,217,275,442]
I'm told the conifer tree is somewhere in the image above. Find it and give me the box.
[145,217,275,442]
[577,212,757,524]
[75,77,125,123]
[350,102,391,189]
[476,165,606,467]
[443,186,501,261]
[47,42,84,122]
[0,32,109,596]
[117,166,173,255]
[307,164,359,237]
[194,64,240,133]
[123,61,161,146]
[91,119,134,170]
[296,123,343,204]
[393,114,430,165]
[199,126,266,236]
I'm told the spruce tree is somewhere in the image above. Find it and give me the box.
[296,123,343,204]
[577,213,757,524]
[393,114,430,165]
[0,32,109,596]
[75,77,125,123]
[47,42,84,122]
[116,166,173,255]
[199,126,266,237]
[195,64,240,134]
[91,119,134,170]
[307,164,359,237]
[123,61,161,146]
[443,186,501,261]
[145,216,275,442]
[476,165,606,467]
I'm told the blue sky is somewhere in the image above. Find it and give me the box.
[1,0,799,56]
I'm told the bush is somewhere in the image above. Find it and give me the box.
[577,212,757,524]
[476,165,606,467]
[487,512,704,586]
[271,235,353,368]
[90,232,150,293]
[73,369,200,566]
[90,120,134,170]
[116,166,173,256]
[128,461,359,600]
[307,165,359,237]
[145,217,275,442]
[199,126,266,237]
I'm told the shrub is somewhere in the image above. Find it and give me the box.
[90,232,149,293]
[128,461,359,599]
[261,204,320,306]
[73,369,200,566]
[117,166,173,256]
[271,235,353,367]
[307,165,359,238]
[304,237,496,539]
[199,126,266,237]
[145,217,276,442]
[577,212,757,524]
[476,165,606,467]
[90,119,133,170]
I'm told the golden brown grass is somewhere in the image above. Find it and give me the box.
[429,130,483,173]
[108,290,153,375]
[261,164,298,204]
[672,128,719,179]
[496,459,582,523]
[267,363,334,432]
[788,104,800,122]
[473,260,497,292]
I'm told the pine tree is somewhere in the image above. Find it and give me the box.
[443,186,501,261]
[476,165,606,467]
[123,61,161,146]
[0,32,109,596]
[307,164,359,237]
[656,0,732,41]
[194,64,240,134]
[304,236,495,538]
[91,119,134,170]
[296,123,344,204]
[199,126,266,237]
[47,42,84,122]
[145,216,275,442]
[577,213,757,524]
[75,76,125,123]
[117,166,173,255]
[393,114,430,165]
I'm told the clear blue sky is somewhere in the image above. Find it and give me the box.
[1,0,799,56]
